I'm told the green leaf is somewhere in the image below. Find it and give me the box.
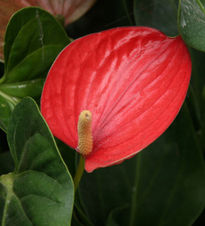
[3,7,70,80]
[0,7,71,131]
[133,0,178,36]
[79,103,205,226]
[0,97,74,226]
[178,0,205,51]
[0,79,44,98]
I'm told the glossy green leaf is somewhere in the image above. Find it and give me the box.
[0,97,74,226]
[0,79,44,98]
[3,7,70,80]
[178,0,205,51]
[79,103,205,226]
[0,7,71,131]
[133,0,178,36]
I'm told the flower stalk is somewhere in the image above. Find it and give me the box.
[73,155,85,192]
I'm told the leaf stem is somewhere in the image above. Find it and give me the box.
[196,0,205,15]
[0,74,6,84]
[0,173,14,226]
[0,90,20,105]
[74,155,85,192]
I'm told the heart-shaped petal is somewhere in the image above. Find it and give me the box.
[41,27,191,172]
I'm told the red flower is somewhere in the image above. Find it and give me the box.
[41,27,191,172]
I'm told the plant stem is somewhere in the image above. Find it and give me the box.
[74,155,85,192]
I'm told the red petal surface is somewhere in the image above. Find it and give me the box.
[41,27,191,172]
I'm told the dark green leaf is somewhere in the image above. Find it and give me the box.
[3,7,70,80]
[133,0,178,36]
[4,45,64,83]
[0,97,74,226]
[0,79,44,98]
[0,7,71,131]
[178,0,205,51]
[79,103,205,226]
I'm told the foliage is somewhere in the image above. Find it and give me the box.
[0,1,205,225]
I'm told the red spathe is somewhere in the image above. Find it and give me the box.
[41,27,192,172]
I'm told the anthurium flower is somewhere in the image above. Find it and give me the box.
[0,0,95,60]
[41,27,191,172]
